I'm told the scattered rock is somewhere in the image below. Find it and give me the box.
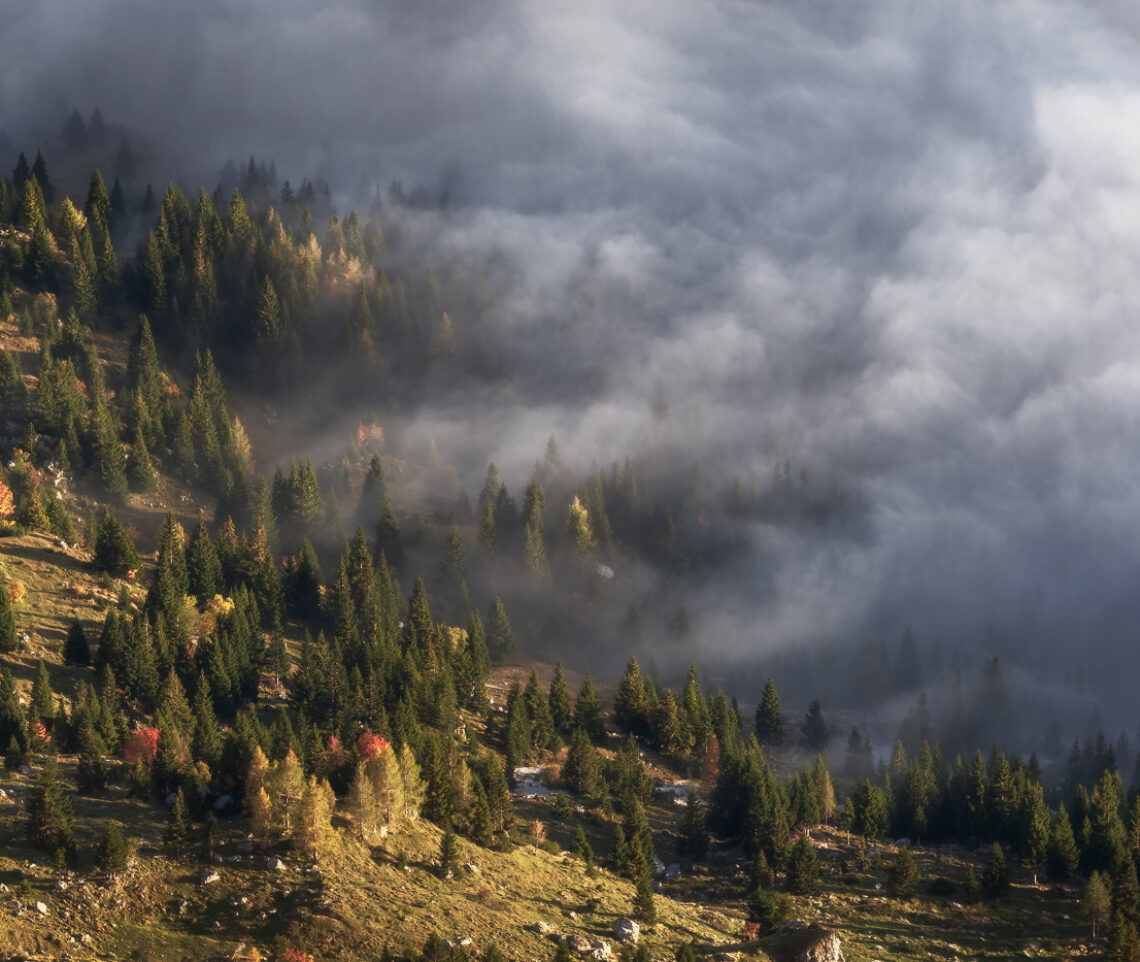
[653,858,667,879]
[18,764,32,776]
[200,871,220,885]
[35,901,49,916]
[54,880,68,891]
[79,934,92,944]
[236,842,254,854]
[792,927,845,962]
[590,939,612,960]
[463,863,479,874]
[213,794,233,811]
[566,934,591,955]
[666,863,682,881]
[530,921,555,935]
[266,858,286,871]
[613,918,639,944]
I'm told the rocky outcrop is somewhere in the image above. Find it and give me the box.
[613,918,639,944]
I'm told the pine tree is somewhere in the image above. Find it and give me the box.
[60,617,89,667]
[755,677,783,749]
[487,596,515,664]
[802,699,828,751]
[26,758,75,862]
[677,789,708,860]
[573,673,605,742]
[96,821,128,876]
[0,578,21,651]
[524,670,556,752]
[571,825,594,864]
[30,660,53,723]
[888,846,920,897]
[1048,802,1080,881]
[93,511,141,575]
[166,788,192,856]
[186,518,222,603]
[983,841,1009,895]
[128,424,157,492]
[359,454,386,520]
[785,834,820,895]
[614,656,648,735]
[1085,871,1111,939]
[632,869,656,923]
[549,663,572,731]
[440,817,458,879]
[562,728,603,797]
[376,497,402,561]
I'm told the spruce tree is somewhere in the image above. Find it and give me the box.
[440,817,458,879]
[548,663,572,731]
[166,788,192,856]
[888,846,920,897]
[614,656,648,735]
[93,511,141,575]
[486,596,515,664]
[562,728,603,797]
[30,660,53,723]
[376,497,402,560]
[801,699,828,751]
[96,821,128,876]
[0,576,18,652]
[26,758,75,862]
[128,424,158,492]
[571,825,594,865]
[632,869,657,923]
[1048,802,1080,881]
[677,789,708,860]
[785,834,820,895]
[983,842,1009,895]
[573,673,605,741]
[754,677,783,749]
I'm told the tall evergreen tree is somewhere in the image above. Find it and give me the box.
[573,673,605,742]
[0,577,18,652]
[548,663,572,731]
[486,596,514,664]
[63,619,91,666]
[96,821,129,876]
[754,677,783,749]
[26,758,75,862]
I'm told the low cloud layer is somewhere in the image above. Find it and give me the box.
[7,0,1140,719]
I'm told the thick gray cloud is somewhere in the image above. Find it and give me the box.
[7,0,1140,719]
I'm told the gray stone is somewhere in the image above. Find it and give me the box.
[200,871,220,885]
[665,863,682,881]
[567,934,591,955]
[590,939,612,960]
[213,794,233,811]
[266,858,286,871]
[793,929,845,962]
[236,842,254,854]
[612,918,639,944]
[530,921,555,935]
[35,901,49,916]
